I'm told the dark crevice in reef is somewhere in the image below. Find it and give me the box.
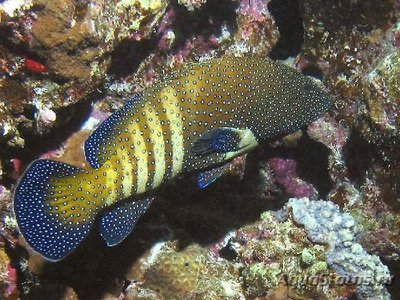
[218,244,238,261]
[384,258,400,299]
[296,135,332,197]
[171,0,238,47]
[159,174,278,251]
[268,0,304,60]
[0,24,30,57]
[108,0,238,80]
[107,38,157,79]
[301,64,324,80]
[9,90,101,170]
[263,134,333,199]
[344,128,400,212]
[344,129,375,186]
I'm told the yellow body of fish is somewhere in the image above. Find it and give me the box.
[14,57,331,261]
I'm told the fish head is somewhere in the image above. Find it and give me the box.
[245,61,333,140]
[300,77,332,117]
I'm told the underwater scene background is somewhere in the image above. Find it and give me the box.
[0,0,399,299]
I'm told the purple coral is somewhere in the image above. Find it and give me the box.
[268,158,316,198]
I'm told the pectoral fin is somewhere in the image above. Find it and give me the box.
[197,162,233,189]
[192,127,258,157]
[99,197,153,246]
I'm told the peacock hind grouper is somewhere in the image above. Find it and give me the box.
[14,57,331,261]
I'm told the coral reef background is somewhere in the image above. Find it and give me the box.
[0,0,399,299]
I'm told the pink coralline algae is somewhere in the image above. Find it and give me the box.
[307,116,348,151]
[238,0,272,36]
[36,107,57,133]
[307,116,350,182]
[232,0,279,56]
[268,157,317,199]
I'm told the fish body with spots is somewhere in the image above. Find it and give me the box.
[14,57,331,261]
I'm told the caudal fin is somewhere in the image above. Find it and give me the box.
[14,159,97,261]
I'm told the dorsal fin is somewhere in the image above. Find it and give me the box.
[84,94,141,169]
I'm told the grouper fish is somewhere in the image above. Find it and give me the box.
[14,57,331,261]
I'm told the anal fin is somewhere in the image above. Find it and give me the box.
[99,197,153,246]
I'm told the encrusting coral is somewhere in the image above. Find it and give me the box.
[287,198,392,300]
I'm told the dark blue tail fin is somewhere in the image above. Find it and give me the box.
[14,159,95,261]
